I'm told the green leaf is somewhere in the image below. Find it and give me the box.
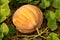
[0,25,3,40]
[1,7,10,17]
[0,39,2,40]
[18,0,28,3]
[0,14,2,21]
[45,10,56,20]
[59,34,60,39]
[40,0,50,9]
[58,33,60,39]
[30,1,40,5]
[55,10,60,22]
[2,36,8,40]
[48,19,57,31]
[17,0,33,3]
[1,0,9,5]
[8,24,16,36]
[0,12,7,23]
[1,23,9,35]
[47,32,59,40]
[28,0,33,3]
[47,0,52,3]
[11,0,20,7]
[0,1,3,5]
[0,32,4,39]
[0,27,4,39]
[0,3,10,23]
[0,16,7,23]
[45,10,57,31]
[52,0,60,9]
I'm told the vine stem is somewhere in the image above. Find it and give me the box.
[30,27,48,39]
[10,27,48,40]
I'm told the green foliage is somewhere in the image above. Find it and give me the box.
[0,24,16,40]
[0,31,4,40]
[8,24,16,36]
[0,0,9,4]
[45,11,56,19]
[47,32,60,40]
[0,0,10,40]
[11,0,40,7]
[47,0,52,2]
[55,10,60,22]
[1,23,9,35]
[45,10,57,31]
[0,23,9,40]
[58,33,60,39]
[47,19,57,31]
[52,0,60,9]
[1,5,10,16]
[18,0,33,3]
[11,0,33,7]
[0,0,10,23]
[30,1,40,5]
[39,0,50,9]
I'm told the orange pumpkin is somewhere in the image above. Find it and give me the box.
[12,4,43,33]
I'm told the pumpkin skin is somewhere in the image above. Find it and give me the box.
[12,4,43,33]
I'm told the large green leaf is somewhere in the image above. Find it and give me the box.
[45,10,56,20]
[0,1,10,23]
[52,0,60,9]
[55,10,60,22]
[1,5,10,17]
[1,23,9,35]
[47,32,59,40]
[45,10,57,31]
[0,16,7,23]
[48,19,57,31]
[40,0,50,9]
[1,0,9,4]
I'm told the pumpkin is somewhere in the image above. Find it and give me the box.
[12,4,43,33]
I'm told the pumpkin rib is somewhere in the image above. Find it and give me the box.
[19,7,37,25]
[29,5,43,26]
[29,5,43,27]
[36,8,43,26]
[14,17,29,27]
[13,19,25,29]
[13,18,26,27]
[15,12,30,26]
[24,7,38,23]
[24,5,43,27]
[24,5,39,23]
[14,19,31,29]
[13,19,28,30]
[14,17,35,29]
[13,8,32,27]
